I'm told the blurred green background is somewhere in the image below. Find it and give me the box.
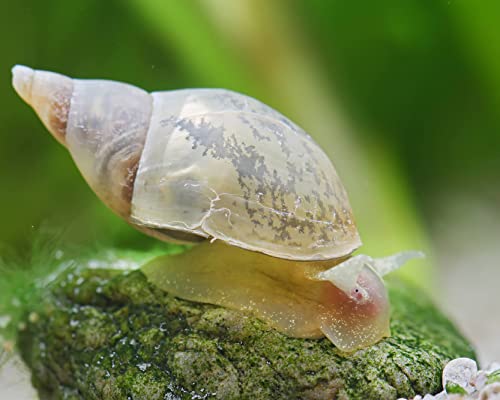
[1,0,499,360]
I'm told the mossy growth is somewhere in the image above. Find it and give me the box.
[16,249,475,400]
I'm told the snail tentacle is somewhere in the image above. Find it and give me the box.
[370,251,425,277]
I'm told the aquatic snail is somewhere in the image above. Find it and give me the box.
[11,65,422,352]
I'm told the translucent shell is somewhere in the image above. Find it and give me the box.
[12,65,360,260]
[66,80,151,219]
[131,89,361,260]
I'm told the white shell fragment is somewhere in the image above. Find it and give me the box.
[479,383,500,400]
[396,358,500,400]
[131,89,361,260]
[443,358,478,395]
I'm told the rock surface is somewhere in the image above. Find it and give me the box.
[18,252,475,400]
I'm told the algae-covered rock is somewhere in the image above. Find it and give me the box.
[18,252,475,400]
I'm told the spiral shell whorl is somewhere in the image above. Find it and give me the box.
[12,66,152,220]
[12,65,73,146]
[64,79,152,219]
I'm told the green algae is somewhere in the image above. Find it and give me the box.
[445,382,468,395]
[18,251,475,400]
[487,369,500,385]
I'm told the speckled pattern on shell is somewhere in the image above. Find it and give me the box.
[11,65,361,259]
[131,89,361,260]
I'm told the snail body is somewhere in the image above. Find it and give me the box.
[12,65,421,351]
[143,241,394,351]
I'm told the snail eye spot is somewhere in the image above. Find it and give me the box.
[350,287,365,302]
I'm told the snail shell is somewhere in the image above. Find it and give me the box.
[12,65,360,260]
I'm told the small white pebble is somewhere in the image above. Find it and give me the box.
[443,358,478,395]
[479,383,500,400]
[475,371,489,392]
[397,359,500,400]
